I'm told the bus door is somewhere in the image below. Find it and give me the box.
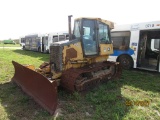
[155,39,160,72]
[37,37,41,52]
[42,37,45,52]
[42,36,48,53]
[29,37,32,50]
[24,38,29,50]
[137,30,160,72]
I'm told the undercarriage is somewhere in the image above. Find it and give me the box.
[60,61,121,92]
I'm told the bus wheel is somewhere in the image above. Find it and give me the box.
[118,55,133,70]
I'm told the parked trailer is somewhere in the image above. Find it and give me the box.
[109,21,160,72]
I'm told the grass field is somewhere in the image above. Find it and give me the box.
[0,49,160,120]
[0,43,21,47]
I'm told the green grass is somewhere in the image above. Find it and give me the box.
[0,49,160,120]
[0,43,21,47]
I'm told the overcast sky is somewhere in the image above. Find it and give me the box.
[0,0,159,40]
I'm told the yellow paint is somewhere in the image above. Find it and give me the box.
[63,41,83,64]
[99,44,113,55]
[24,65,35,70]
[52,71,62,79]
[60,41,113,71]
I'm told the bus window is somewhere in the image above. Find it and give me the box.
[32,37,36,44]
[154,39,160,49]
[43,37,48,45]
[59,35,66,41]
[26,38,29,45]
[53,36,58,42]
[21,38,25,43]
[111,31,130,50]
[66,35,69,39]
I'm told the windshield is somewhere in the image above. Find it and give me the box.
[82,19,98,56]
[99,22,111,43]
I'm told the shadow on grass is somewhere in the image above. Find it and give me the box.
[0,82,54,120]
[12,49,49,62]
[122,69,160,93]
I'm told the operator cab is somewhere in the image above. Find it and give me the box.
[73,18,112,56]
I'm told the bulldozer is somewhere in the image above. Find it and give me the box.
[12,15,122,115]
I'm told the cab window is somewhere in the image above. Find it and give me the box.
[99,23,110,43]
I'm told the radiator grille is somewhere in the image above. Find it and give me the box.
[50,45,63,72]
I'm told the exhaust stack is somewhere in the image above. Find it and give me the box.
[68,15,73,40]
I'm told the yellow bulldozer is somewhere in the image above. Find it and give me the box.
[12,15,122,115]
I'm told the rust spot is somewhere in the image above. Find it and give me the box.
[65,48,77,64]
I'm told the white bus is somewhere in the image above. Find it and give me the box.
[19,36,26,49]
[22,33,68,53]
[108,21,160,72]
[24,34,43,52]
[47,33,69,53]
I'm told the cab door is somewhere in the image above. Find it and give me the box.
[82,19,98,56]
[98,22,113,55]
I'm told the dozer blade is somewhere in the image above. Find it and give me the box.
[11,61,58,115]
